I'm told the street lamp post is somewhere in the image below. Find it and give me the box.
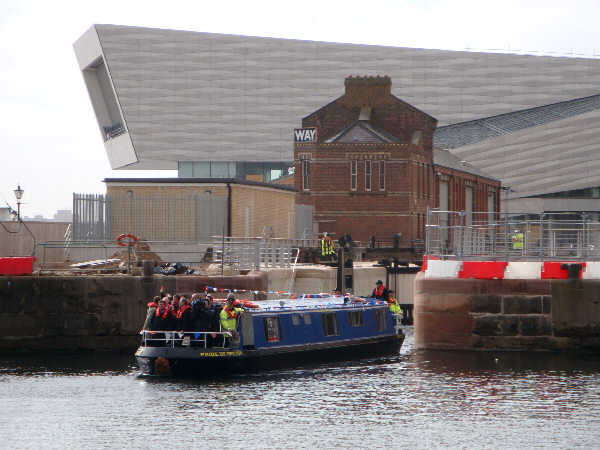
[13,184,24,221]
[11,184,36,257]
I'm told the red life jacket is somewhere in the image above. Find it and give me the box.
[156,306,169,319]
[374,285,386,297]
[176,305,191,320]
[225,306,238,319]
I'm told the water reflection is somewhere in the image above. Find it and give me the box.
[0,351,136,376]
[1,329,599,448]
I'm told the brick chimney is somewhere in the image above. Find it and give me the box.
[344,75,392,106]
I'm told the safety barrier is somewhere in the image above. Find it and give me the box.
[423,258,595,280]
[583,262,600,279]
[458,261,507,280]
[0,256,36,275]
[426,209,600,261]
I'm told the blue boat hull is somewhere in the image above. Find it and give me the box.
[136,332,404,376]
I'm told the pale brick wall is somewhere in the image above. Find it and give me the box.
[231,185,296,238]
[105,181,296,239]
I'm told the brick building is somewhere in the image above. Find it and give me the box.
[294,76,500,245]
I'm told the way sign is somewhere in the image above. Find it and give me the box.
[294,128,317,142]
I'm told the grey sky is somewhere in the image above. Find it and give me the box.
[1,0,599,218]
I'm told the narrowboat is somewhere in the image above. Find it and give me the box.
[135,296,404,376]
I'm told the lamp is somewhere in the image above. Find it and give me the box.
[13,184,24,220]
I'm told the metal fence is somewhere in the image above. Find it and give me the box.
[215,237,297,270]
[35,237,299,272]
[73,193,227,242]
[426,209,600,261]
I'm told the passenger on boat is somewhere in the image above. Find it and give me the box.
[333,287,343,297]
[175,298,193,331]
[220,294,243,346]
[150,299,173,331]
[143,295,161,330]
[371,280,390,302]
[192,298,213,331]
[205,295,221,329]
[207,294,224,347]
[169,294,181,321]
[190,292,202,308]
[387,297,403,315]
[159,286,172,305]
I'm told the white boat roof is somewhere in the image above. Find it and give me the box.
[243,295,386,312]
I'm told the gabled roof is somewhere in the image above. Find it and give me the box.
[433,148,498,181]
[434,93,600,149]
[324,121,401,143]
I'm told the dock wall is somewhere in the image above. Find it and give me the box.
[415,273,600,351]
[0,272,267,352]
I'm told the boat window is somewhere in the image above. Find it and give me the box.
[322,313,339,336]
[263,317,282,342]
[375,309,387,331]
[348,310,364,327]
[292,314,300,325]
[303,313,311,325]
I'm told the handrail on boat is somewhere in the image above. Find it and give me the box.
[140,330,234,348]
[392,313,403,335]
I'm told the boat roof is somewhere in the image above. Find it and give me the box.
[242,295,387,313]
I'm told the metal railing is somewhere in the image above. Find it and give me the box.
[426,209,600,261]
[140,330,233,348]
[215,237,297,270]
[34,237,300,273]
[35,240,129,272]
[392,313,403,334]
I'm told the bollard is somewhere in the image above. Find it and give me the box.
[560,263,582,280]
[142,260,155,282]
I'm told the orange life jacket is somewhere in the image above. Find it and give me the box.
[176,305,191,319]
[155,306,169,319]
[374,285,386,297]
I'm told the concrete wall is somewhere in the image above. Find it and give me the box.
[0,272,267,352]
[265,265,414,300]
[353,266,387,297]
[414,273,600,351]
[0,221,70,263]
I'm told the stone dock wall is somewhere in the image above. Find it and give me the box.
[414,273,600,351]
[0,272,267,352]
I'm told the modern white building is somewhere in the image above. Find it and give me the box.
[73,24,600,212]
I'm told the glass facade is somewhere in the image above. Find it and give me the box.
[535,187,600,199]
[178,161,292,182]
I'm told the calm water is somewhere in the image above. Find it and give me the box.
[1,329,600,449]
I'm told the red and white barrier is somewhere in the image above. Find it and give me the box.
[424,259,593,280]
[424,260,461,278]
[583,262,600,279]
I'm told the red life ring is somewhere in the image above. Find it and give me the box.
[242,300,260,309]
[116,233,138,247]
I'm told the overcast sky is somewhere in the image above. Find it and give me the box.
[1,0,600,218]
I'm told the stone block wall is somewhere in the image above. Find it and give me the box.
[414,273,600,351]
[469,294,552,350]
[0,272,267,352]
